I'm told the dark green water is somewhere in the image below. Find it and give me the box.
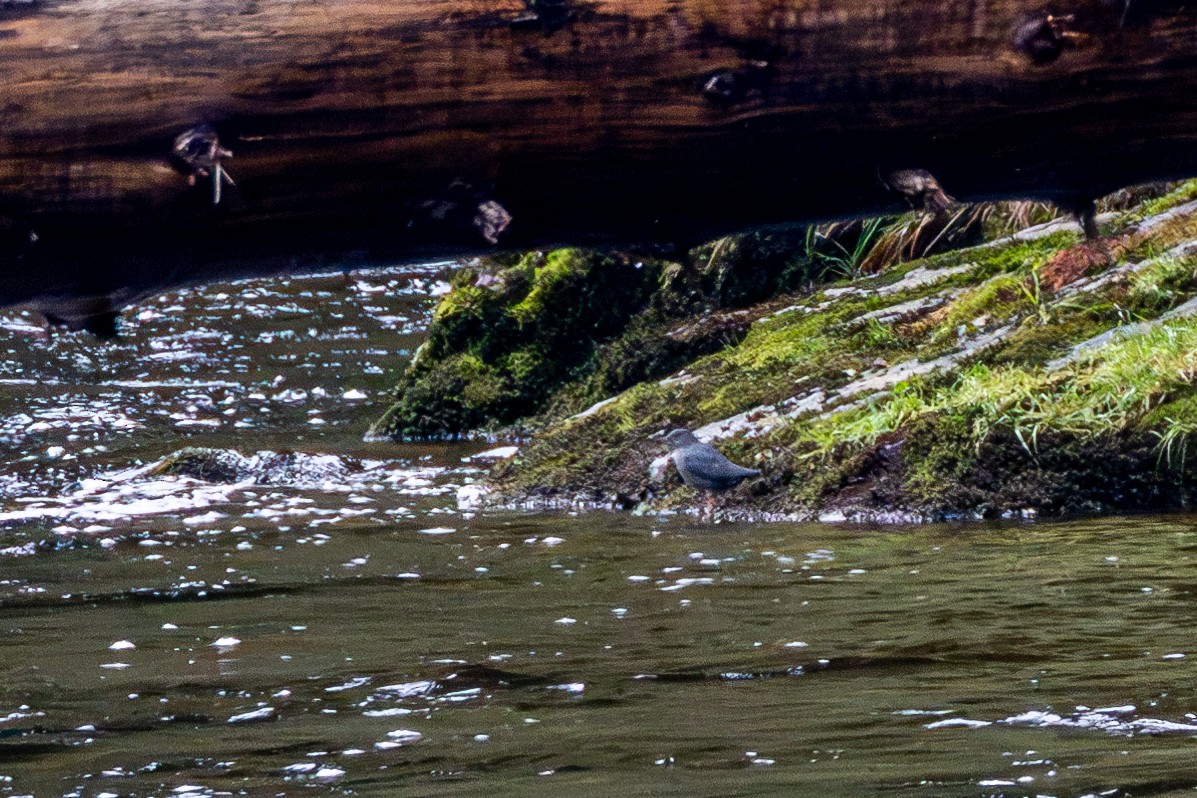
[1,267,1196,797]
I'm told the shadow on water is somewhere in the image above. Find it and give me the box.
[0,267,1196,795]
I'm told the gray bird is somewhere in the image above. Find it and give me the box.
[664,429,760,512]
[886,169,954,215]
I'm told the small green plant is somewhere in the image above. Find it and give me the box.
[808,216,892,280]
[1126,254,1197,314]
[861,317,901,349]
[1015,265,1050,324]
[1152,417,1197,469]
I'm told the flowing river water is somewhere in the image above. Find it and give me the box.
[1,265,1197,797]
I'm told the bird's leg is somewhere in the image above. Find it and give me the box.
[216,146,235,186]
[1075,199,1099,240]
[705,493,716,520]
[1058,195,1100,240]
[208,143,234,204]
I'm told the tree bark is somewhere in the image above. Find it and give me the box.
[2,0,1196,308]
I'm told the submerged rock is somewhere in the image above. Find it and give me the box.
[152,447,358,486]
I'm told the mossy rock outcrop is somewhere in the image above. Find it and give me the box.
[371,230,851,439]
[378,181,1197,520]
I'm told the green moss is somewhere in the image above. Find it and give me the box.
[907,230,1077,280]
[854,318,903,351]
[1124,254,1197,314]
[378,249,670,438]
[493,213,1163,504]
[800,314,1197,469]
[371,352,519,438]
[1131,179,1197,219]
[1139,215,1197,257]
[1143,392,1197,471]
[1143,391,1197,428]
[921,273,1031,344]
[509,250,584,324]
[376,231,846,439]
[689,229,831,307]
[548,310,755,419]
[723,313,833,370]
[988,313,1106,367]
[899,410,987,510]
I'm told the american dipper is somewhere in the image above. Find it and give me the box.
[886,169,953,215]
[172,125,234,204]
[665,429,760,503]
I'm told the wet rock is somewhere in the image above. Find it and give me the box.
[384,181,1197,521]
[847,294,954,329]
[152,447,358,485]
[372,230,830,440]
[833,325,1012,399]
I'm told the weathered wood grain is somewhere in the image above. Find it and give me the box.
[2,0,1197,310]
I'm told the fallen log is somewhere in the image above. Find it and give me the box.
[2,0,1197,315]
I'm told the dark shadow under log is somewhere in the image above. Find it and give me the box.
[3,0,1197,310]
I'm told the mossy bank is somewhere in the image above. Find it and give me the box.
[373,182,1197,520]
